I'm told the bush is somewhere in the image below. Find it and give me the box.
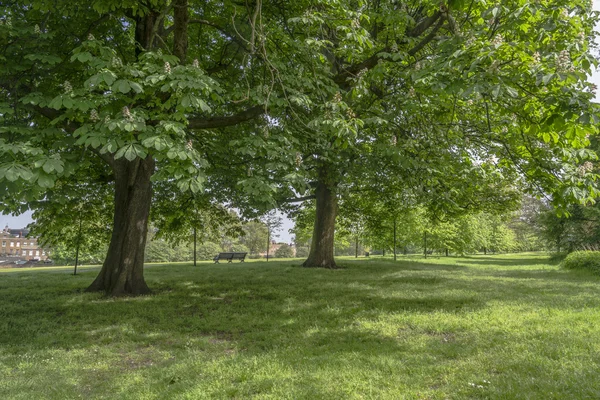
[275,244,294,258]
[549,252,568,264]
[231,243,249,254]
[560,251,600,274]
[295,246,309,258]
[196,242,222,260]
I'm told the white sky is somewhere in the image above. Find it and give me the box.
[3,3,600,242]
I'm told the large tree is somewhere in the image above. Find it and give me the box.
[0,0,277,295]
[261,0,599,267]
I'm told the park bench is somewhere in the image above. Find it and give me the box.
[213,252,247,263]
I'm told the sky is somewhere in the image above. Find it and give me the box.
[3,3,600,242]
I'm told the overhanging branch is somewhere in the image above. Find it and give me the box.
[280,195,316,203]
[333,11,445,86]
[188,105,264,129]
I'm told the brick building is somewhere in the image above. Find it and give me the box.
[259,240,296,258]
[0,225,48,261]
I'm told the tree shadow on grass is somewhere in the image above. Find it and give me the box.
[1,259,600,398]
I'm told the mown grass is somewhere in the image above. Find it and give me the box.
[1,253,599,399]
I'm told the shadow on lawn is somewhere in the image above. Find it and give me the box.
[458,258,557,267]
[1,258,600,396]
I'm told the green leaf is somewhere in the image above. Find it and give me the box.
[100,71,116,86]
[124,145,137,161]
[115,79,131,94]
[505,86,518,98]
[37,173,55,188]
[48,96,63,110]
[130,82,143,93]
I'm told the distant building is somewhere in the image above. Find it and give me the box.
[0,225,48,261]
[259,240,296,257]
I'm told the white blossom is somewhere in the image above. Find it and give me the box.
[63,81,73,93]
[122,106,133,121]
[491,34,504,47]
[556,50,573,72]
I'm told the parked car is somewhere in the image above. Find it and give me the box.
[43,259,53,264]
[14,260,27,265]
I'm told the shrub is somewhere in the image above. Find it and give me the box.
[231,243,249,254]
[196,242,223,260]
[560,251,600,274]
[295,246,309,258]
[549,252,568,264]
[275,244,295,258]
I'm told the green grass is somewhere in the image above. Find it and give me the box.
[1,253,600,399]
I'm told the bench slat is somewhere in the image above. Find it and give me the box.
[213,252,247,263]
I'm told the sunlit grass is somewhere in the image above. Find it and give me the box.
[1,253,599,399]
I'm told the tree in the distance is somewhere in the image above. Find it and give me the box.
[274,244,294,258]
[261,211,282,260]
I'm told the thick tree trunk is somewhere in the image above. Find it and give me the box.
[86,157,154,296]
[303,170,338,268]
[173,0,189,62]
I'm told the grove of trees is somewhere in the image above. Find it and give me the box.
[1,0,599,295]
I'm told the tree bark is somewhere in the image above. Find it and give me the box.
[173,0,189,62]
[393,216,397,261]
[266,226,270,261]
[74,210,83,275]
[424,231,428,259]
[86,157,154,296]
[303,168,338,269]
[355,235,358,258]
[193,226,197,267]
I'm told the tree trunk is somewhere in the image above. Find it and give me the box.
[393,216,397,261]
[173,0,189,63]
[86,157,154,296]
[303,169,338,268]
[424,231,428,259]
[383,248,385,257]
[445,248,449,257]
[355,235,358,258]
[483,246,487,255]
[193,226,197,267]
[74,210,83,276]
[266,226,270,261]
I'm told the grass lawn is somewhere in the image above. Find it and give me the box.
[1,253,599,399]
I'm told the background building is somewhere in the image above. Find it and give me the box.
[0,225,48,261]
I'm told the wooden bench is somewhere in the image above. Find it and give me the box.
[213,252,247,263]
